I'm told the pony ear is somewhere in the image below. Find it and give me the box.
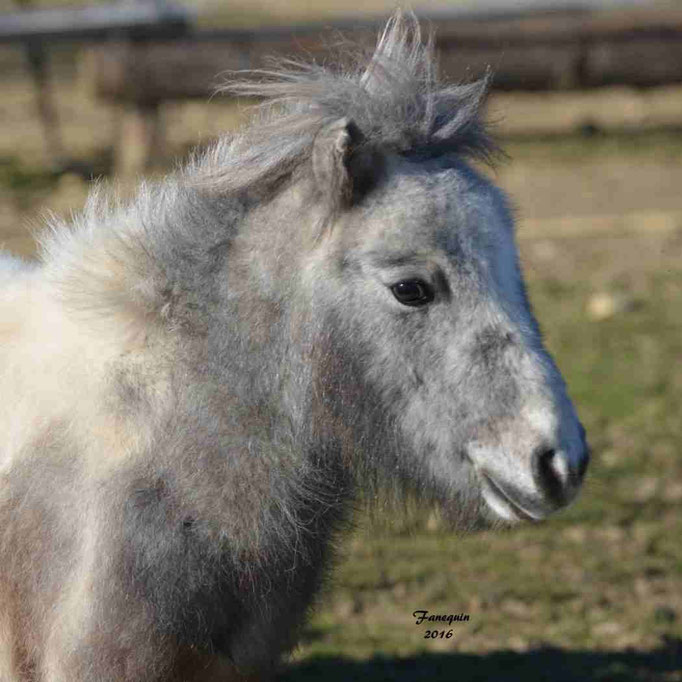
[312,118,379,211]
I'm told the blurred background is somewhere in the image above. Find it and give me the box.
[1,0,682,680]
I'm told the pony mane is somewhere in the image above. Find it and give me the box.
[197,11,494,194]
[35,12,495,344]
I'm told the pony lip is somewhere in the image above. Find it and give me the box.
[481,472,543,523]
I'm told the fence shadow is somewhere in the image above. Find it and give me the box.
[278,637,682,682]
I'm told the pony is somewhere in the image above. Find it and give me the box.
[0,13,588,682]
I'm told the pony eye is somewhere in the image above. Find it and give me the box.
[390,280,434,307]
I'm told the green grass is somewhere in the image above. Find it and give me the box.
[503,128,682,163]
[0,156,59,194]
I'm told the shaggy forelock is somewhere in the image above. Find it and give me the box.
[197,11,494,194]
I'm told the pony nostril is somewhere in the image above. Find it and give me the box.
[533,446,566,505]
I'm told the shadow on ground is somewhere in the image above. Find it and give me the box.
[279,638,682,682]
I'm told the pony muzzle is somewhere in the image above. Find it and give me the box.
[474,440,589,523]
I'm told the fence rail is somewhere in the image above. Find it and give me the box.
[90,6,682,102]
[0,2,190,43]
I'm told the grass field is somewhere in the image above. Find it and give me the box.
[2,62,682,680]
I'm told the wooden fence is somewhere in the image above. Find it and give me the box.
[3,2,682,172]
[93,7,682,102]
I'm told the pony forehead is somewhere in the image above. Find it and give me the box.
[336,165,512,270]
[360,157,502,227]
